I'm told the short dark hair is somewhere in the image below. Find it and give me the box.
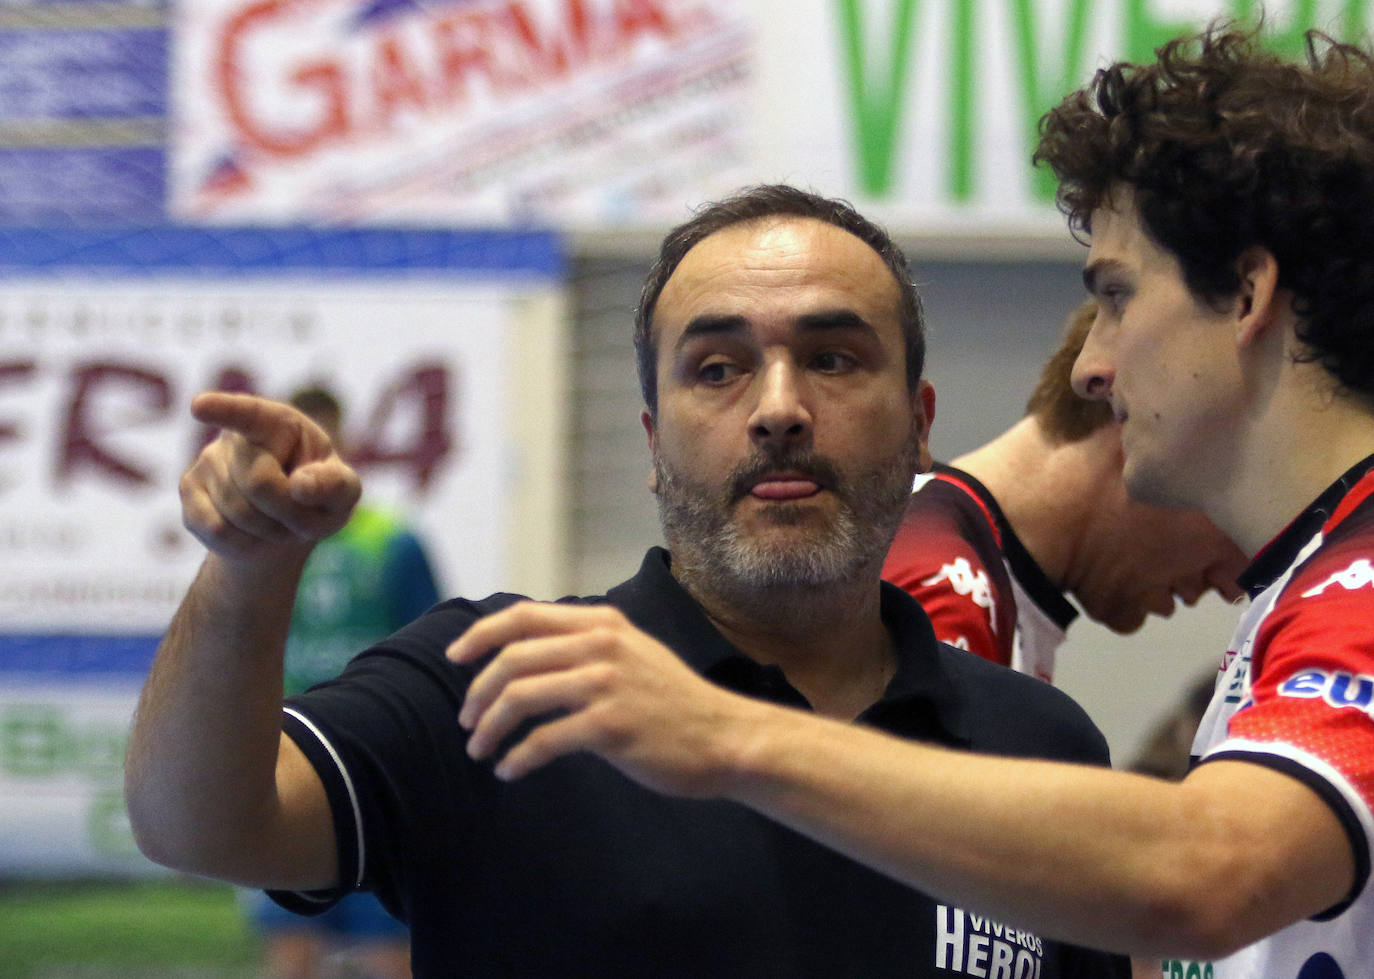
[1025,298,1114,442]
[633,184,925,416]
[1034,25,1374,396]
[288,385,343,432]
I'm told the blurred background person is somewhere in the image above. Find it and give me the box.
[1128,671,1215,782]
[243,384,440,979]
[883,299,1246,682]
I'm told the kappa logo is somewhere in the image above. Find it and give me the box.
[934,905,1043,977]
[1301,558,1374,598]
[923,559,996,630]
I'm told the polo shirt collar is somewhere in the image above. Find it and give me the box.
[605,547,970,744]
[607,547,745,678]
[871,579,972,746]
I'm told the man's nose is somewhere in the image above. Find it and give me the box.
[748,361,813,446]
[1071,323,1115,401]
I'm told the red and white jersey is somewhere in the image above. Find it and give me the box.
[882,465,1076,682]
[1179,457,1374,979]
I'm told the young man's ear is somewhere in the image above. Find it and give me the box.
[1233,246,1283,349]
[642,409,658,492]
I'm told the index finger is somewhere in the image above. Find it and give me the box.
[192,392,327,463]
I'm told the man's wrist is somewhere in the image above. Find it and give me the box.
[712,697,817,803]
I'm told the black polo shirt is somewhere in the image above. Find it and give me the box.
[276,547,1127,978]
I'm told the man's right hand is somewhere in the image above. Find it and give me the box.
[126,391,352,890]
[181,392,362,562]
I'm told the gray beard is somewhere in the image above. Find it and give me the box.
[653,433,920,601]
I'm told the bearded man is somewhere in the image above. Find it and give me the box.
[126,185,1127,978]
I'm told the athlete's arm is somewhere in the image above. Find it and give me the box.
[719,714,1352,960]
[125,393,360,890]
[452,600,1355,961]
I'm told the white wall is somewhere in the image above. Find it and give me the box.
[1055,598,1233,769]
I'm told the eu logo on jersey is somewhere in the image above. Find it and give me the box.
[1279,669,1374,717]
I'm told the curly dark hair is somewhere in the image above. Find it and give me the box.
[633,184,924,417]
[1034,26,1374,396]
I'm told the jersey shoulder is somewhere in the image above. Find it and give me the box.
[884,474,1018,665]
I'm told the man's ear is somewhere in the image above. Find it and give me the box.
[1233,246,1284,349]
[912,380,936,473]
[641,409,658,492]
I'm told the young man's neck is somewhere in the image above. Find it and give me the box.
[951,416,1108,590]
[1214,391,1374,555]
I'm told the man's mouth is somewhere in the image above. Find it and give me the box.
[730,453,841,503]
[749,476,823,501]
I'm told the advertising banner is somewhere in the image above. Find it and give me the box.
[170,0,754,228]
[0,226,566,873]
[754,0,1374,237]
[0,684,147,875]
[0,1,167,224]
[166,0,1374,237]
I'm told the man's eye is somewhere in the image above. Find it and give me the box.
[1098,285,1130,313]
[699,361,741,384]
[812,350,856,373]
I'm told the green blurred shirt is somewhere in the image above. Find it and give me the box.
[283,506,440,696]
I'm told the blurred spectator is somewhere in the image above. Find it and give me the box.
[1129,671,1216,782]
[883,298,1246,682]
[246,384,439,979]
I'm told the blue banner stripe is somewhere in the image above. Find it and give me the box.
[0,634,159,676]
[0,149,166,224]
[0,226,566,278]
[0,29,167,120]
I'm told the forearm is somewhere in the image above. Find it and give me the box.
[718,706,1347,960]
[452,602,1353,959]
[125,551,308,880]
